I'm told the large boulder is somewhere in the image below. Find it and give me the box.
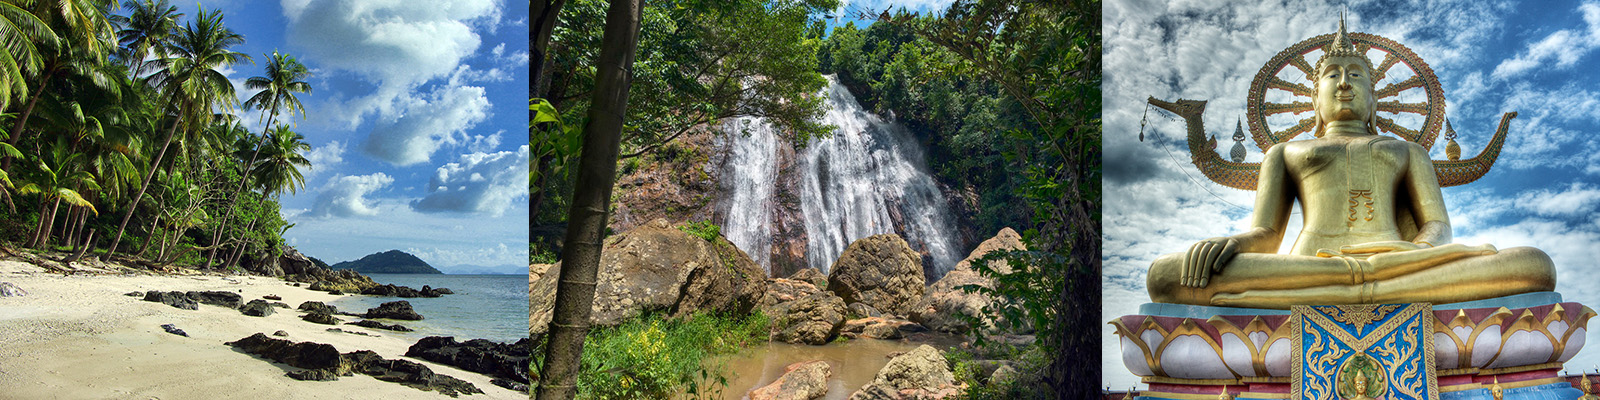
[788,268,828,289]
[529,219,767,335]
[825,234,925,317]
[758,278,823,314]
[142,291,198,310]
[770,292,848,345]
[910,228,1025,334]
[241,299,275,317]
[406,336,531,385]
[279,246,378,293]
[186,291,243,309]
[847,345,961,400]
[364,301,423,320]
[748,360,832,400]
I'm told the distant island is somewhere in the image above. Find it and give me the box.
[331,250,443,274]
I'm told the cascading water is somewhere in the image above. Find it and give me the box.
[718,116,779,269]
[719,75,963,279]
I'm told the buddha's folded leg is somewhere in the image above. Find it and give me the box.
[1149,252,1371,306]
[1210,246,1555,307]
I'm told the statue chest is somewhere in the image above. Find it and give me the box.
[1284,138,1409,231]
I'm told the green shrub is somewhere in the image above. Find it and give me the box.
[678,220,721,242]
[532,311,770,400]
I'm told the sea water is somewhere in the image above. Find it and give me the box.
[329,274,527,343]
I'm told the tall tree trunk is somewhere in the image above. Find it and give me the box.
[206,112,278,267]
[105,100,187,260]
[224,215,259,269]
[64,229,97,263]
[27,197,48,248]
[535,1,641,399]
[530,0,568,101]
[134,196,168,258]
[529,154,553,223]
[39,198,61,249]
[2,75,50,172]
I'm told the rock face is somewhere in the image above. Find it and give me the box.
[910,228,1024,334]
[227,333,482,396]
[748,360,832,400]
[143,291,198,310]
[364,301,424,320]
[848,345,961,400]
[825,234,925,317]
[241,300,275,317]
[789,268,828,289]
[406,336,531,385]
[278,246,379,293]
[770,292,848,345]
[529,219,767,335]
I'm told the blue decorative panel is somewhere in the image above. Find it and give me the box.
[1292,304,1438,400]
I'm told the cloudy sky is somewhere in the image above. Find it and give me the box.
[186,1,529,274]
[1104,0,1600,389]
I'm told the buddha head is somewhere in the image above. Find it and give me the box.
[1312,15,1379,137]
[1353,369,1369,392]
[1584,373,1594,393]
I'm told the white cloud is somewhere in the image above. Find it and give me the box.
[410,145,530,216]
[282,0,499,127]
[307,172,393,218]
[305,140,346,176]
[403,242,525,271]
[360,83,491,165]
[1492,1,1600,80]
[1514,182,1600,217]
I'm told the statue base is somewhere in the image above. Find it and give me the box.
[1110,292,1595,400]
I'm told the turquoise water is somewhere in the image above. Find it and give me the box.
[329,274,527,343]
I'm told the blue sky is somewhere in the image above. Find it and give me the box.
[1104,0,1600,389]
[169,1,530,274]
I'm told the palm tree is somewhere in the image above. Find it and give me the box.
[3,0,115,173]
[109,0,180,74]
[105,5,247,259]
[205,50,309,266]
[0,0,58,110]
[20,136,99,249]
[218,124,307,268]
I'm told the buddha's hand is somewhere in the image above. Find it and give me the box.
[1183,237,1238,288]
[1335,240,1432,255]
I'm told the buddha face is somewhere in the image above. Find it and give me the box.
[1313,55,1376,128]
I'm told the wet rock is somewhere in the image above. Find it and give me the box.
[302,311,341,325]
[241,299,275,317]
[226,333,343,370]
[161,324,188,337]
[491,378,529,392]
[360,283,450,298]
[910,228,1024,334]
[748,360,831,400]
[143,291,197,310]
[826,234,925,316]
[273,330,289,337]
[771,292,848,345]
[758,279,822,314]
[789,268,828,289]
[185,291,243,309]
[350,320,413,332]
[364,301,423,320]
[406,336,531,385]
[848,345,961,400]
[840,317,923,340]
[530,219,767,335]
[325,289,343,295]
[296,301,337,314]
[228,334,482,396]
[433,287,453,295]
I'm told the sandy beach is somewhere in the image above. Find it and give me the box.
[0,258,525,400]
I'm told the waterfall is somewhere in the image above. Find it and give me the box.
[719,116,779,269]
[719,75,963,279]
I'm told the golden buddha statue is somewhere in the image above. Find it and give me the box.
[1146,18,1555,309]
[1580,373,1598,400]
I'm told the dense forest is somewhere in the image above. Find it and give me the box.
[531,0,1098,398]
[0,0,311,271]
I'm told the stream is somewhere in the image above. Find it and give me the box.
[707,334,965,399]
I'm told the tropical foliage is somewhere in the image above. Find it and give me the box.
[0,0,314,271]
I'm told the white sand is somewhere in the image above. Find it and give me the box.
[0,259,525,399]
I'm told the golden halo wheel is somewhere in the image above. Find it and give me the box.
[1245,32,1447,151]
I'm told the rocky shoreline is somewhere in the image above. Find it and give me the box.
[0,249,526,399]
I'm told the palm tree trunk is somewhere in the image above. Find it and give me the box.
[39,198,61,249]
[65,229,97,263]
[134,196,168,258]
[207,112,277,267]
[536,1,641,399]
[63,206,79,248]
[531,0,568,100]
[27,197,48,248]
[2,77,50,173]
[105,101,186,260]
[225,212,260,269]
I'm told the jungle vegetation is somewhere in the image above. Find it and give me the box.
[0,0,313,270]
